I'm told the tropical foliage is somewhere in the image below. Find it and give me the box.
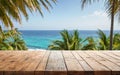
[0,0,56,50]
[97,30,109,50]
[80,0,120,50]
[0,26,27,50]
[48,30,120,50]
[0,0,56,28]
[97,30,120,50]
[113,33,120,49]
[81,37,97,50]
[48,30,83,50]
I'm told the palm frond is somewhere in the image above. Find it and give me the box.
[81,0,99,9]
[0,0,56,28]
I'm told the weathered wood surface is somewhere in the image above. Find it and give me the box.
[0,51,120,75]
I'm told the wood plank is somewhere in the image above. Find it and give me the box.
[24,51,46,70]
[14,51,38,71]
[14,52,37,75]
[35,51,50,75]
[0,52,15,62]
[0,51,11,58]
[0,55,14,68]
[45,51,67,75]
[2,51,45,75]
[62,51,84,75]
[15,51,46,75]
[110,51,120,57]
[3,51,33,75]
[102,51,120,64]
[103,51,120,60]
[93,51,120,75]
[0,51,27,75]
[0,51,15,75]
[72,51,94,75]
[96,51,120,67]
[0,51,24,75]
[0,71,3,75]
[0,51,120,75]
[78,51,111,75]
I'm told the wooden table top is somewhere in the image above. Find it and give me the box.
[0,51,120,75]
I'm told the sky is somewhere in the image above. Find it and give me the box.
[12,0,120,30]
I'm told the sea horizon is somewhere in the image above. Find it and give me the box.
[20,30,120,50]
[19,29,120,31]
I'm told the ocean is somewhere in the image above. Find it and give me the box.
[20,30,120,49]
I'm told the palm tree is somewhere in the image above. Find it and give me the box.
[97,30,120,50]
[81,37,97,50]
[0,26,12,50]
[0,27,27,50]
[0,0,56,50]
[8,28,28,50]
[107,0,119,50]
[0,0,56,28]
[48,30,83,50]
[97,30,109,50]
[113,33,120,50]
[80,0,120,50]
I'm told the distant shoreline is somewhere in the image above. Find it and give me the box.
[28,49,46,51]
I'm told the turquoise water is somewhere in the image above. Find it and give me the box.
[20,30,120,49]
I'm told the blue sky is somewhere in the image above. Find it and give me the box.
[13,0,120,30]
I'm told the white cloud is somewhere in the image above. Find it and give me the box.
[82,10,108,18]
[79,10,120,30]
[92,10,107,17]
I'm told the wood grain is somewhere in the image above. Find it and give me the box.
[45,51,67,75]
[63,51,84,75]
[78,51,111,75]
[72,51,93,75]
[35,51,50,75]
[94,51,120,75]
[0,51,120,75]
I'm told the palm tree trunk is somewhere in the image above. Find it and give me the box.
[109,0,115,50]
